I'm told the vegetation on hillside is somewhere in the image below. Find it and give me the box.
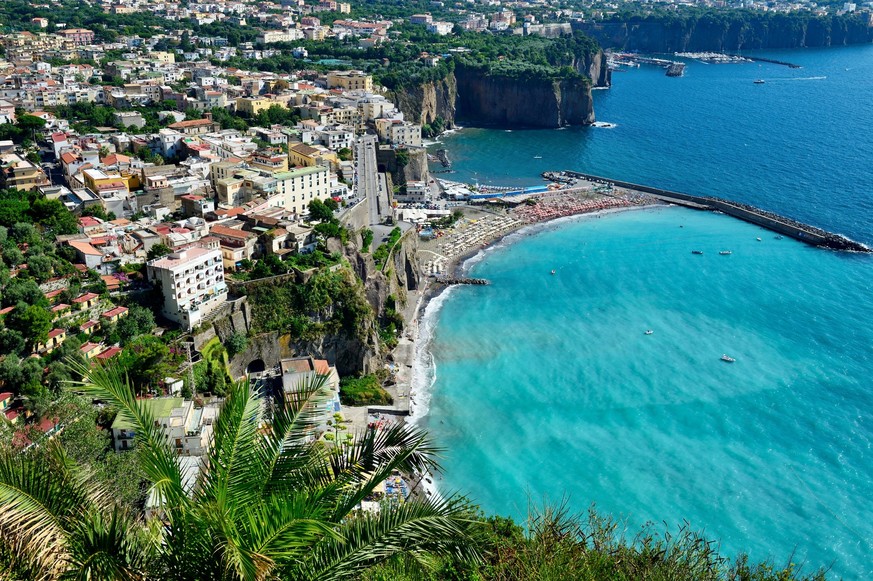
[339,373,393,406]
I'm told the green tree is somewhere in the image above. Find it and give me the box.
[0,366,481,579]
[146,243,172,261]
[225,332,248,358]
[308,198,334,223]
[7,303,52,347]
[116,305,156,346]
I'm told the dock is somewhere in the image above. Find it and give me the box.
[551,171,870,253]
[434,276,490,285]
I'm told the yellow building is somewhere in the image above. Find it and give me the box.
[289,143,337,169]
[82,168,129,195]
[150,51,175,64]
[326,71,373,92]
[236,97,279,117]
[249,149,289,173]
[0,154,50,193]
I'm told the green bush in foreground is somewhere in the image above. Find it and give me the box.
[363,504,829,581]
[340,374,393,406]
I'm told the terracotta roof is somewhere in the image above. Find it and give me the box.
[51,303,70,312]
[168,118,214,129]
[47,328,65,339]
[72,292,99,303]
[69,240,102,256]
[210,224,254,240]
[44,289,63,300]
[96,346,122,360]
[102,306,128,318]
[80,342,101,353]
[0,306,14,315]
[60,152,79,164]
[0,392,12,402]
[80,319,99,330]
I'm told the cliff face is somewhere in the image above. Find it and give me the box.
[375,146,430,187]
[574,49,611,88]
[574,15,873,52]
[454,67,594,128]
[391,74,457,128]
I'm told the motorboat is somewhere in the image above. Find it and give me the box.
[719,250,732,255]
[721,354,736,363]
[756,237,762,241]
[691,250,704,255]
[754,79,765,84]
[533,155,543,159]
[644,330,654,335]
[550,269,556,275]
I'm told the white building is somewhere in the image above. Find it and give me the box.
[397,180,429,203]
[426,21,454,35]
[375,119,422,147]
[112,398,219,456]
[146,243,228,330]
[275,166,331,216]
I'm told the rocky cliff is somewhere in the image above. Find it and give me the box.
[574,14,873,52]
[204,230,422,379]
[575,49,611,88]
[454,66,594,128]
[390,74,457,128]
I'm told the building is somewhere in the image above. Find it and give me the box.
[397,180,430,203]
[427,21,454,35]
[115,111,146,129]
[409,14,433,24]
[57,28,95,46]
[280,356,341,433]
[209,224,258,270]
[167,117,220,136]
[0,154,50,192]
[274,166,331,216]
[146,244,228,330]
[180,194,215,218]
[112,397,219,455]
[375,119,422,147]
[326,71,373,92]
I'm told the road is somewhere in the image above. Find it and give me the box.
[355,134,392,226]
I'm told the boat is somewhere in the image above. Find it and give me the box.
[756,237,762,241]
[691,250,704,255]
[775,235,783,240]
[644,330,653,335]
[550,269,556,275]
[719,250,732,255]
[533,155,543,159]
[721,354,736,363]
[754,79,765,84]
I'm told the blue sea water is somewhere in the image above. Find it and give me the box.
[418,45,873,578]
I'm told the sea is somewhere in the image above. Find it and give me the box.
[415,45,873,578]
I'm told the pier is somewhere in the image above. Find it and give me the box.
[549,171,870,253]
[435,276,490,285]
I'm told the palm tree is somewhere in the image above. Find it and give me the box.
[0,364,480,580]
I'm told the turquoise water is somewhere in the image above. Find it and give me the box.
[432,45,873,244]
[420,45,873,578]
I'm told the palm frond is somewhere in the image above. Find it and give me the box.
[67,361,187,510]
[259,372,336,493]
[0,448,92,577]
[61,507,150,581]
[330,423,443,518]
[293,495,482,581]
[196,379,263,512]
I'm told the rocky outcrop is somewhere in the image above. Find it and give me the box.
[390,74,457,128]
[575,50,611,88]
[375,146,430,187]
[573,14,873,52]
[454,66,594,128]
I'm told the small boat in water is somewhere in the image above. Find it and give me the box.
[644,330,653,335]
[550,269,556,275]
[756,237,762,241]
[533,155,543,159]
[754,79,765,84]
[721,354,736,363]
[719,250,732,255]
[691,250,704,255]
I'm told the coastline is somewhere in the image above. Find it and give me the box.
[401,197,667,425]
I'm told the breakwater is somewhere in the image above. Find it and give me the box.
[435,277,489,285]
[548,171,871,252]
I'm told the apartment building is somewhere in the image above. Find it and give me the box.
[146,244,228,330]
[112,398,219,455]
[375,119,422,147]
[326,71,373,92]
[275,165,330,216]
[0,154,50,192]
